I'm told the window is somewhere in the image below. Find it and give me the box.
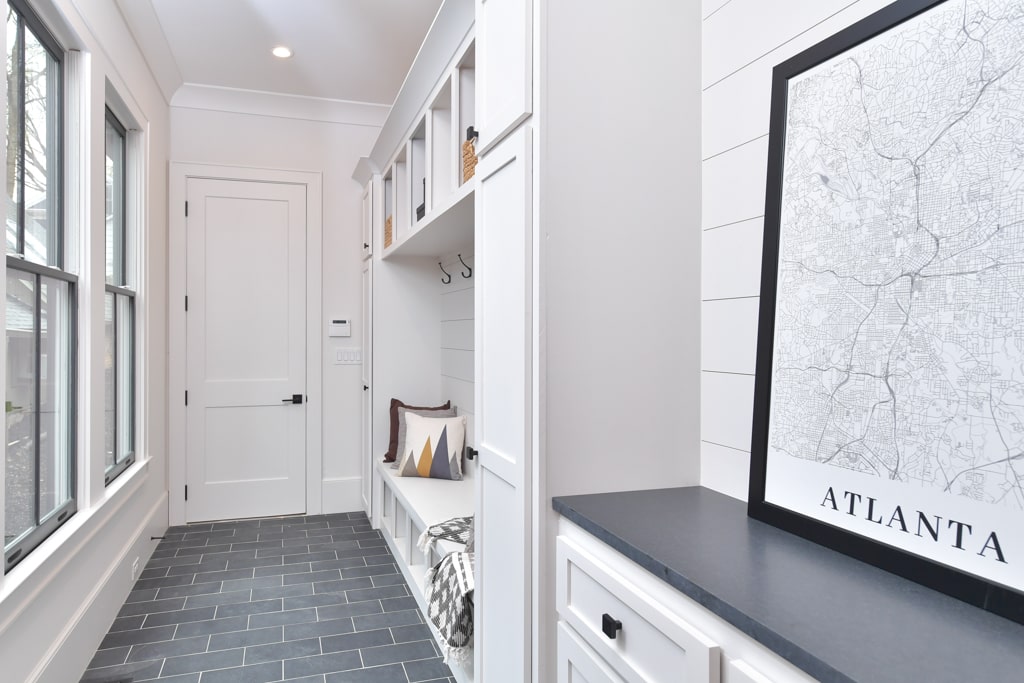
[104,108,134,484]
[5,0,75,571]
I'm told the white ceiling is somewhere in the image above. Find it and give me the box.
[116,0,445,105]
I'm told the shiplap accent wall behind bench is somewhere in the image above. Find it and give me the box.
[700,0,895,500]
[440,252,475,447]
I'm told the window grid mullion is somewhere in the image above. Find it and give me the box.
[113,293,119,466]
[33,272,42,527]
[120,127,126,286]
[16,16,26,256]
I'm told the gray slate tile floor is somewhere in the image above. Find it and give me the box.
[81,511,455,683]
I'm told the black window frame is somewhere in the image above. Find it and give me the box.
[103,107,134,485]
[5,0,76,572]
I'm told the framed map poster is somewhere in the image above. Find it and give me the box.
[749,0,1024,624]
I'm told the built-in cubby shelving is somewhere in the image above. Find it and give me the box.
[352,13,477,683]
[379,36,476,260]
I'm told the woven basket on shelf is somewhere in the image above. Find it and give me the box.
[384,215,393,248]
[462,139,478,183]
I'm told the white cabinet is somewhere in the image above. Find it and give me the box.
[361,181,373,260]
[475,0,531,153]
[557,518,818,683]
[360,258,372,515]
[558,621,626,683]
[557,534,721,683]
[473,125,533,682]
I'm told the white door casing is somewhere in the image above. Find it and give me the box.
[474,126,533,681]
[168,164,323,527]
[185,178,307,522]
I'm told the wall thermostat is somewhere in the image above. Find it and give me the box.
[328,319,352,337]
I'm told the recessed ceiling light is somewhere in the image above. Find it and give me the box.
[272,46,293,59]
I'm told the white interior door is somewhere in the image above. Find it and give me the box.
[475,126,533,681]
[186,177,307,522]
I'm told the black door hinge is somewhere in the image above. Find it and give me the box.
[185,295,188,311]
[185,201,189,217]
[185,485,188,501]
[185,390,188,406]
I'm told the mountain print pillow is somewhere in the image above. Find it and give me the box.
[398,413,467,481]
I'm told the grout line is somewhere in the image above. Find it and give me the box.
[703,295,760,303]
[702,439,752,454]
[702,0,860,91]
[704,215,764,232]
[701,369,756,377]
[702,133,768,163]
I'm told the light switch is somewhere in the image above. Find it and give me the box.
[334,348,362,365]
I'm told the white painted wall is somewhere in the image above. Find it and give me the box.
[440,252,475,446]
[699,0,899,501]
[537,1,702,679]
[541,0,702,507]
[170,103,383,513]
[0,0,170,680]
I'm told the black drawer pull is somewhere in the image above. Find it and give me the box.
[602,613,622,639]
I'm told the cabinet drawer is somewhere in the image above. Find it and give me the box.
[557,535,721,683]
[558,621,626,683]
[725,659,776,683]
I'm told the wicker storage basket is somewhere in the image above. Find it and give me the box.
[462,139,478,183]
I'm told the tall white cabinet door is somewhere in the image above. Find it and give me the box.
[361,182,373,260]
[475,0,532,154]
[361,259,373,516]
[474,126,533,682]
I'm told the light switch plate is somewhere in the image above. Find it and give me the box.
[334,348,362,365]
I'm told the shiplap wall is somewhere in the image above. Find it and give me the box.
[700,0,895,500]
[440,252,475,448]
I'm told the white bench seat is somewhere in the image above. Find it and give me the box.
[373,459,475,682]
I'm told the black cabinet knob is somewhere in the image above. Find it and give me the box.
[602,613,622,640]
[465,446,478,460]
[363,243,369,249]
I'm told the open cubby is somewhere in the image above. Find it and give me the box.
[393,148,408,245]
[410,118,427,224]
[430,77,454,206]
[457,44,476,186]
[382,168,394,249]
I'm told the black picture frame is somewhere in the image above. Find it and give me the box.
[749,0,1024,625]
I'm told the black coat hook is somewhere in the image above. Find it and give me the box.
[458,254,472,278]
[439,262,452,284]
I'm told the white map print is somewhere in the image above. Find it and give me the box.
[769,0,1024,512]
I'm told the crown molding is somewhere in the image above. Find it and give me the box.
[170,83,390,128]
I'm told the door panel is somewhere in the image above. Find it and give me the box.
[475,126,532,681]
[361,258,373,516]
[186,178,307,522]
[476,0,532,154]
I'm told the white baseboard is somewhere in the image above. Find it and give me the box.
[33,492,168,683]
[321,476,363,514]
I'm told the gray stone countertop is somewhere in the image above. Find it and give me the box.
[552,486,1024,683]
